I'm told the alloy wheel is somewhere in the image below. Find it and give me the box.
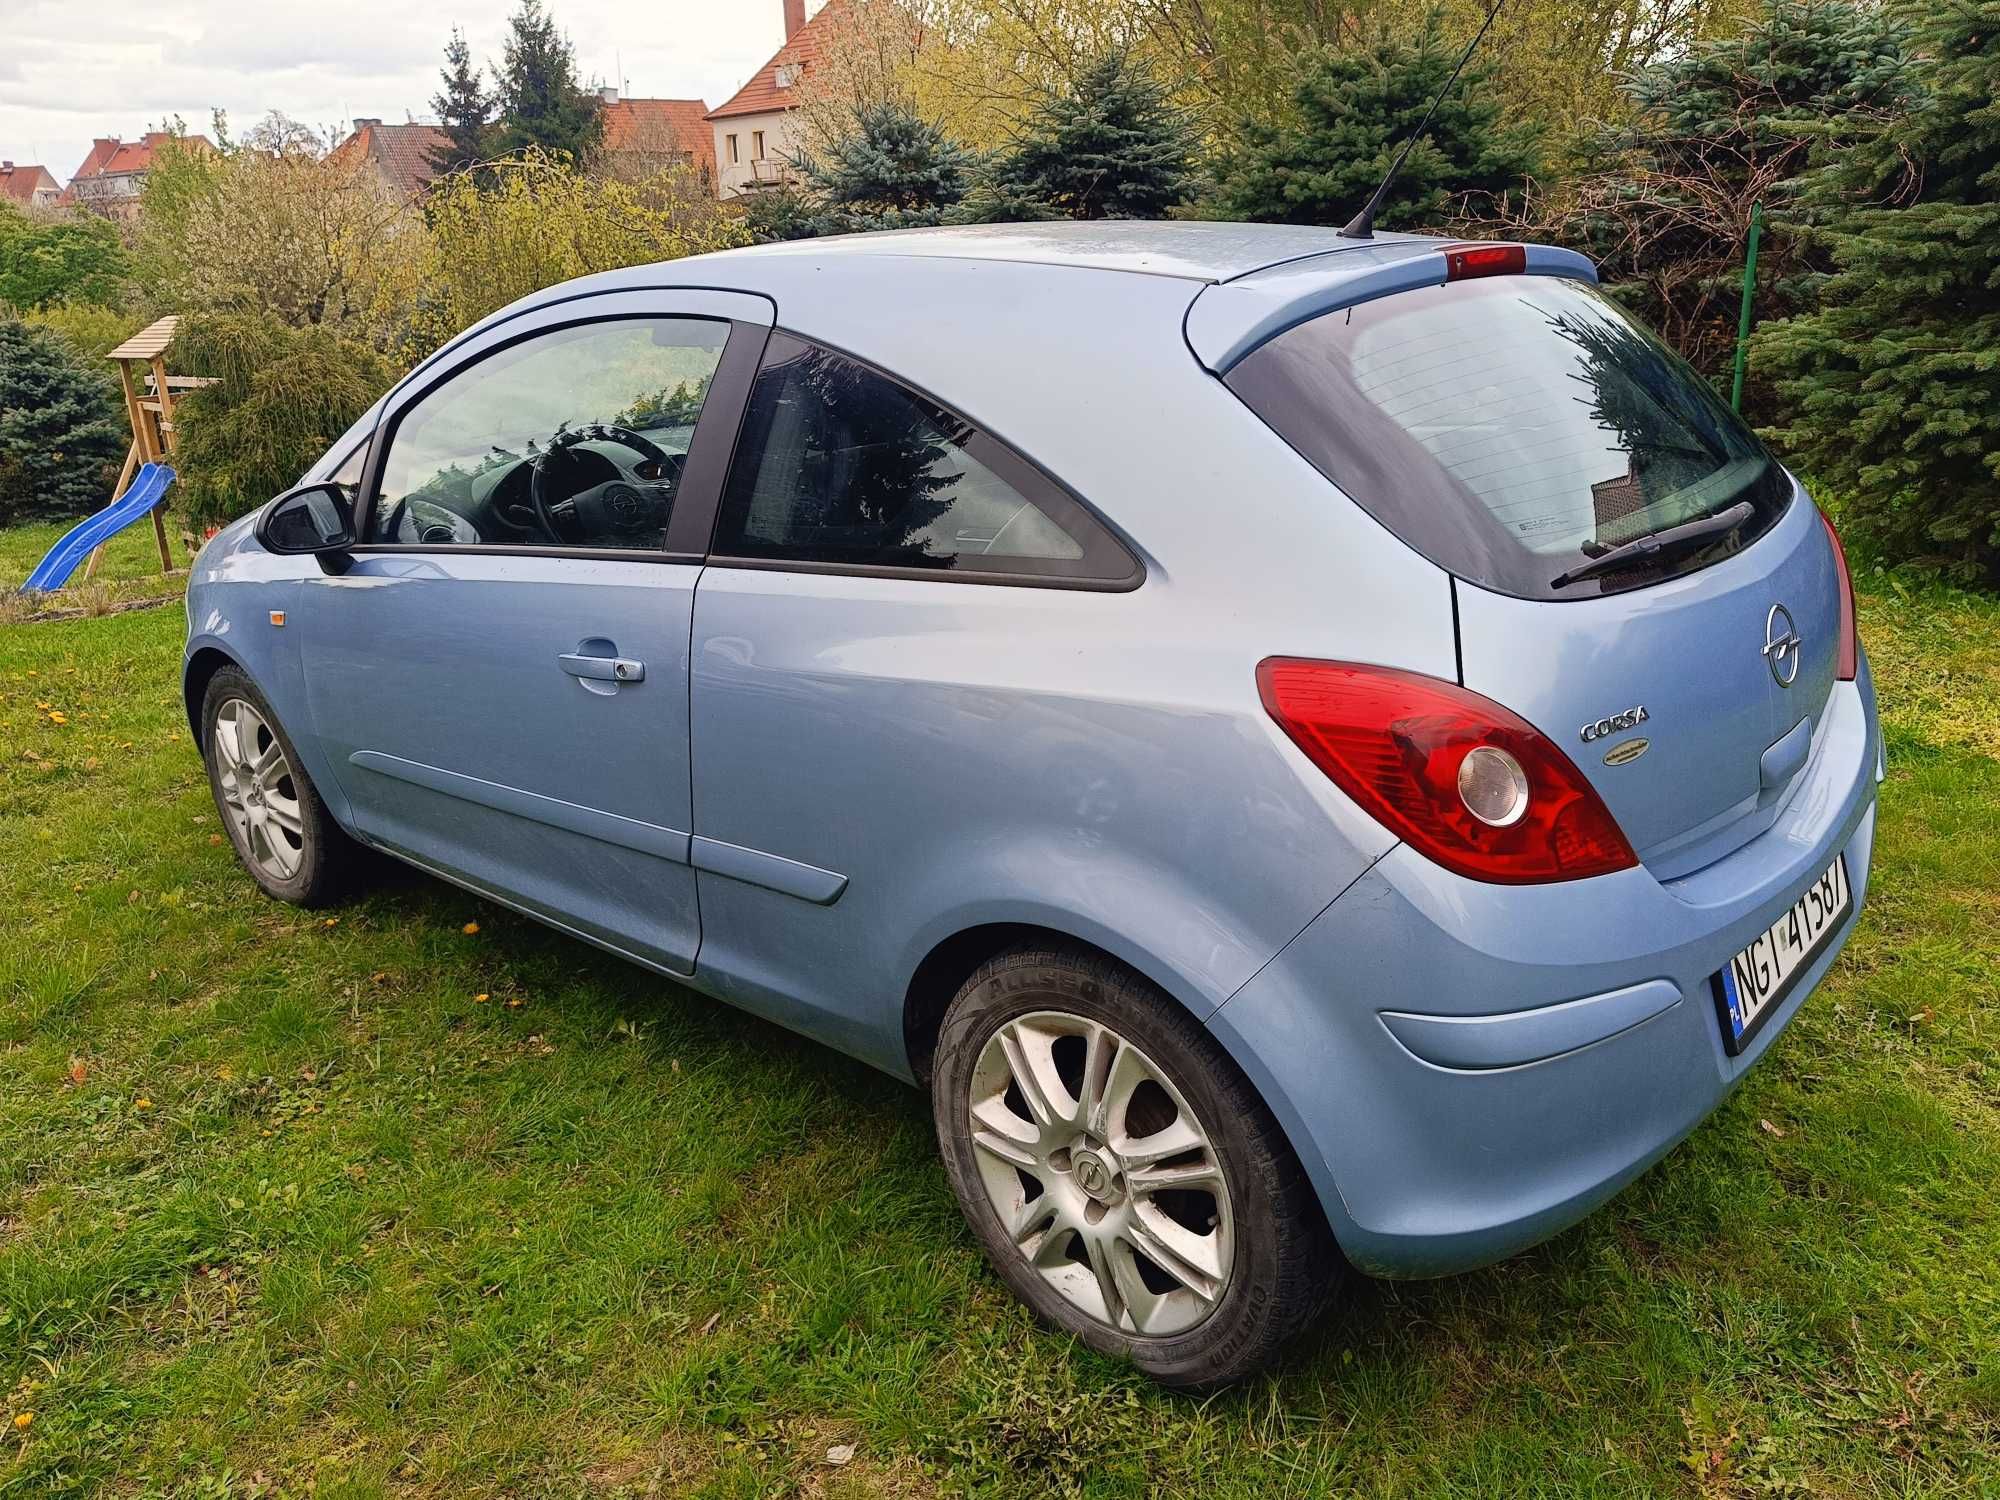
[212,698,306,883]
[966,1010,1235,1336]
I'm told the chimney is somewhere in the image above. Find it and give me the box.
[784,0,806,40]
[1,162,11,172]
[352,117,382,129]
[598,85,619,104]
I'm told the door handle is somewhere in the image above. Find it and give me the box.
[558,652,644,683]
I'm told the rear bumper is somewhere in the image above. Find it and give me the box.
[1210,659,1880,1278]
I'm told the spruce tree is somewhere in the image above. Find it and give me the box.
[798,103,972,232]
[0,319,126,526]
[490,0,603,166]
[974,53,1198,222]
[1212,26,1539,229]
[1559,1,1916,388]
[1753,0,2000,581]
[429,27,494,177]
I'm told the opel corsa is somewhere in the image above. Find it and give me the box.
[185,223,1880,1387]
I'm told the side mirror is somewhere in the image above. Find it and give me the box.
[260,482,356,562]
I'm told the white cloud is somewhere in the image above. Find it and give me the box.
[0,0,811,183]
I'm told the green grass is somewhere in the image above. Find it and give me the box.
[1,579,1995,1498]
[0,512,197,623]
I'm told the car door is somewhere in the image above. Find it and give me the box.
[295,289,771,976]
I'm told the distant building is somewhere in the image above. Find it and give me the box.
[65,132,215,221]
[327,119,454,198]
[595,90,717,188]
[0,161,61,211]
[707,0,852,198]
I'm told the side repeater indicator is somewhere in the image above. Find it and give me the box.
[268,611,287,627]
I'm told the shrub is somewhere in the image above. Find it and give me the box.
[0,204,130,313]
[24,304,147,363]
[1753,0,2000,583]
[406,152,744,355]
[170,315,396,527]
[1548,0,1916,391]
[0,319,126,526]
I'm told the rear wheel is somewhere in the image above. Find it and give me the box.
[931,945,1335,1388]
[201,667,363,908]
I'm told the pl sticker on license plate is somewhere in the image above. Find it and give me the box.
[1714,853,1851,1054]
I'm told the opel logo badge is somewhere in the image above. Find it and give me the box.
[1073,1151,1110,1198]
[1763,603,1802,687]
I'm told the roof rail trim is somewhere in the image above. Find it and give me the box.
[1187,243,1599,375]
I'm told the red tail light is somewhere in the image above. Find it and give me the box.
[1257,659,1637,884]
[1444,243,1526,280]
[1819,510,1858,681]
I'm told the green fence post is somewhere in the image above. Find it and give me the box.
[1730,200,1764,413]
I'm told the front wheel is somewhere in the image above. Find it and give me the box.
[201,666,364,908]
[931,946,1335,1389]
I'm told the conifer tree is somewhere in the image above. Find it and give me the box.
[1753,0,2000,580]
[429,27,494,177]
[0,320,125,525]
[798,103,972,232]
[1211,25,1539,229]
[490,0,603,166]
[973,52,1198,222]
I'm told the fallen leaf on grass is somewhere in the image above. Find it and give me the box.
[1758,1119,1786,1138]
[825,1444,855,1466]
[134,1097,153,1111]
[699,1312,721,1336]
[208,834,223,846]
[462,921,480,935]
[67,1058,86,1085]
[473,993,490,1004]
[12,1412,30,1430]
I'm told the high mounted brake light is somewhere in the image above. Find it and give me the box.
[1445,244,1527,280]
[1258,658,1637,884]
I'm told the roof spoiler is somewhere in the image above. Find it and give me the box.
[1184,240,1598,374]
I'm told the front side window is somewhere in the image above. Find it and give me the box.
[1225,276,1792,600]
[368,317,727,551]
[711,334,1135,583]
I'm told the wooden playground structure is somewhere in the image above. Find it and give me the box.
[90,315,205,579]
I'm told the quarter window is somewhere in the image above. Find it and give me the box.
[368,318,728,552]
[712,334,1135,583]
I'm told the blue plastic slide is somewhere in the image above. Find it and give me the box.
[18,463,176,594]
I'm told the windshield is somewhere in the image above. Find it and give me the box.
[1224,275,1793,600]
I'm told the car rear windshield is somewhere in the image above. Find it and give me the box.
[1224,275,1793,600]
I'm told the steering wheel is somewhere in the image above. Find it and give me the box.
[530,424,684,543]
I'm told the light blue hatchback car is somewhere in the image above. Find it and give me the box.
[186,223,1880,1387]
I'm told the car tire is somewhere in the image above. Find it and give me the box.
[200,666,364,909]
[932,944,1336,1389]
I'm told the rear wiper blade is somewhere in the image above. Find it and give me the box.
[1551,501,1756,589]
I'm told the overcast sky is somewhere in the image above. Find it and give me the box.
[1,0,821,185]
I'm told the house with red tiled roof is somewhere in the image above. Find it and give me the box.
[0,162,61,211]
[328,119,454,198]
[65,131,214,221]
[596,90,717,188]
[707,0,852,197]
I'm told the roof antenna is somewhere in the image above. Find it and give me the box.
[1339,0,1508,241]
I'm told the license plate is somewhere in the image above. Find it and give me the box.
[1713,854,1851,1054]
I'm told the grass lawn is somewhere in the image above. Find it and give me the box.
[0,513,200,625]
[1,573,1995,1498]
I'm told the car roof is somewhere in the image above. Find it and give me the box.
[695,221,1440,285]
